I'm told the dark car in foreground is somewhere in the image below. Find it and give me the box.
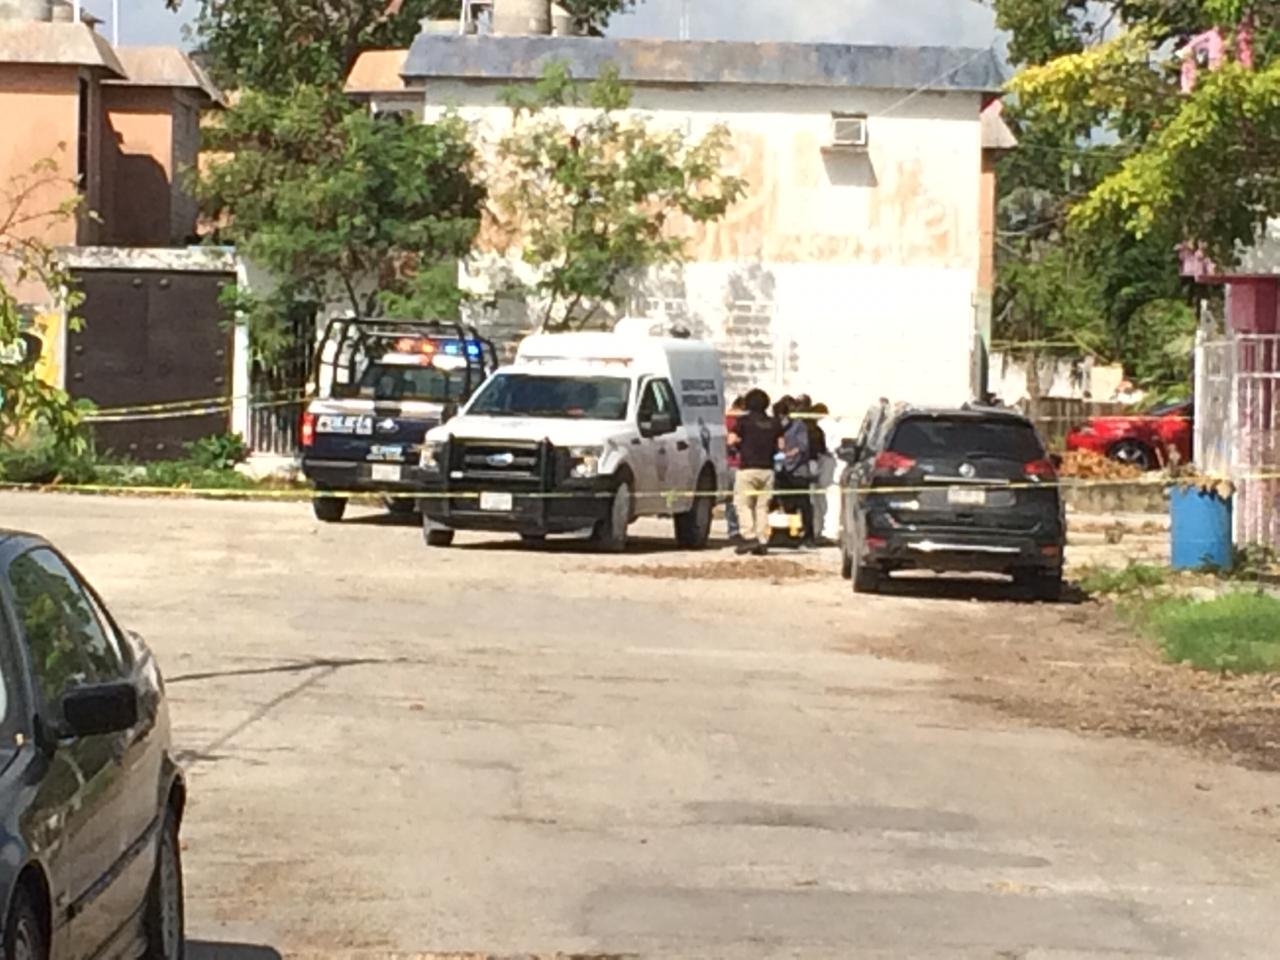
[0,533,185,960]
[839,403,1066,599]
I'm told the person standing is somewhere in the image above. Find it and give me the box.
[775,397,816,549]
[725,395,746,542]
[732,389,781,555]
[808,401,837,545]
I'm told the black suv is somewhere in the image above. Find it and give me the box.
[837,402,1066,599]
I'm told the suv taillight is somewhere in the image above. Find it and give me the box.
[873,451,917,477]
[300,411,316,448]
[1024,458,1057,481]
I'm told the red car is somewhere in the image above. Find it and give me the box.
[1065,400,1193,470]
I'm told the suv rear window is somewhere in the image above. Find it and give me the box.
[889,416,1045,462]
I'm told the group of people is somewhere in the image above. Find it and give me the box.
[726,389,838,555]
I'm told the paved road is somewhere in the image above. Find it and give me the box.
[5,493,1278,959]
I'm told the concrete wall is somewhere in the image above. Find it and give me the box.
[169,90,202,242]
[0,62,81,249]
[424,80,986,419]
[99,85,176,245]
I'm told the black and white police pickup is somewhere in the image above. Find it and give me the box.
[299,319,497,522]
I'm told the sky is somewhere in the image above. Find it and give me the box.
[88,0,1001,50]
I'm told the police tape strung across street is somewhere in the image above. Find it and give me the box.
[0,470,1242,503]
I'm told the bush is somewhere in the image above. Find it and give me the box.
[0,427,99,485]
[1148,592,1280,673]
[185,433,249,471]
[1078,562,1169,597]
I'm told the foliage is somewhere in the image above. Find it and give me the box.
[185,432,249,471]
[0,157,92,462]
[174,0,641,93]
[495,64,746,331]
[1003,1,1280,272]
[199,88,485,360]
[1078,560,1170,596]
[1147,591,1280,672]
[0,423,98,485]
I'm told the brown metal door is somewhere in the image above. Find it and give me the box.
[68,269,233,460]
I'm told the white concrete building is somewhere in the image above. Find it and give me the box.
[352,35,1010,422]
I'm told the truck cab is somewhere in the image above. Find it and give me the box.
[416,331,727,552]
[299,318,497,522]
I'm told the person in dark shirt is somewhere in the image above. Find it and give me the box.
[725,395,746,541]
[775,396,816,549]
[732,388,781,555]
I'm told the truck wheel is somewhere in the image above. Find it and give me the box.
[313,496,347,523]
[1016,568,1063,602]
[424,521,455,548]
[591,478,631,553]
[674,469,715,549]
[385,496,417,516]
[4,885,46,960]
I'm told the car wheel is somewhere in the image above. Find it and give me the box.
[591,478,631,553]
[674,470,715,549]
[851,541,881,594]
[143,807,184,960]
[384,496,417,516]
[1107,440,1155,471]
[1016,568,1063,603]
[312,495,347,523]
[4,887,46,960]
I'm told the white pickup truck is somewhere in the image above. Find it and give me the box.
[415,330,728,551]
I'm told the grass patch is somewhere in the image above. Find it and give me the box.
[1078,562,1170,597]
[1145,592,1280,673]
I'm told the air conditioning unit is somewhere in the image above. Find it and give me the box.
[831,115,868,150]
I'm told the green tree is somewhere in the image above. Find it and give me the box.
[990,0,1199,393]
[495,63,746,331]
[172,0,641,93]
[0,158,90,468]
[199,87,485,359]
[1005,0,1280,271]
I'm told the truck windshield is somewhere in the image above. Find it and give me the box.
[356,362,474,403]
[467,374,631,421]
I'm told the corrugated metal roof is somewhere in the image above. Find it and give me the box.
[402,35,1006,93]
[107,46,225,105]
[0,20,125,77]
[345,49,408,95]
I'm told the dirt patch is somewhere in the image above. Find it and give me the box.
[834,600,1280,772]
[611,558,823,581]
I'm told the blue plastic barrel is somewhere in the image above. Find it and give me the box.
[1169,486,1233,571]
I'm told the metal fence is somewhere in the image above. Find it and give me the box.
[1194,330,1280,547]
[246,305,315,458]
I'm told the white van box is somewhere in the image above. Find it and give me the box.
[418,332,728,550]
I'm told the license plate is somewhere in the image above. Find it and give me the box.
[948,486,987,506]
[317,414,373,436]
[371,464,402,482]
[479,492,513,512]
[369,444,404,462]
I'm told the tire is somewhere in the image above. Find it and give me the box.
[520,534,546,544]
[674,470,715,549]
[591,478,632,553]
[424,525,455,548]
[142,807,184,960]
[851,540,881,594]
[1107,440,1155,471]
[1016,568,1063,603]
[4,886,46,960]
[312,495,347,523]
[385,496,417,516]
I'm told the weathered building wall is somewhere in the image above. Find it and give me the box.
[100,85,176,245]
[0,62,81,248]
[426,81,985,420]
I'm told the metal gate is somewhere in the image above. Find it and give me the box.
[68,268,234,460]
[1194,330,1280,546]
[246,302,315,457]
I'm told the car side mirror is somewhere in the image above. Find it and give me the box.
[642,411,675,438]
[836,440,862,463]
[60,682,139,738]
